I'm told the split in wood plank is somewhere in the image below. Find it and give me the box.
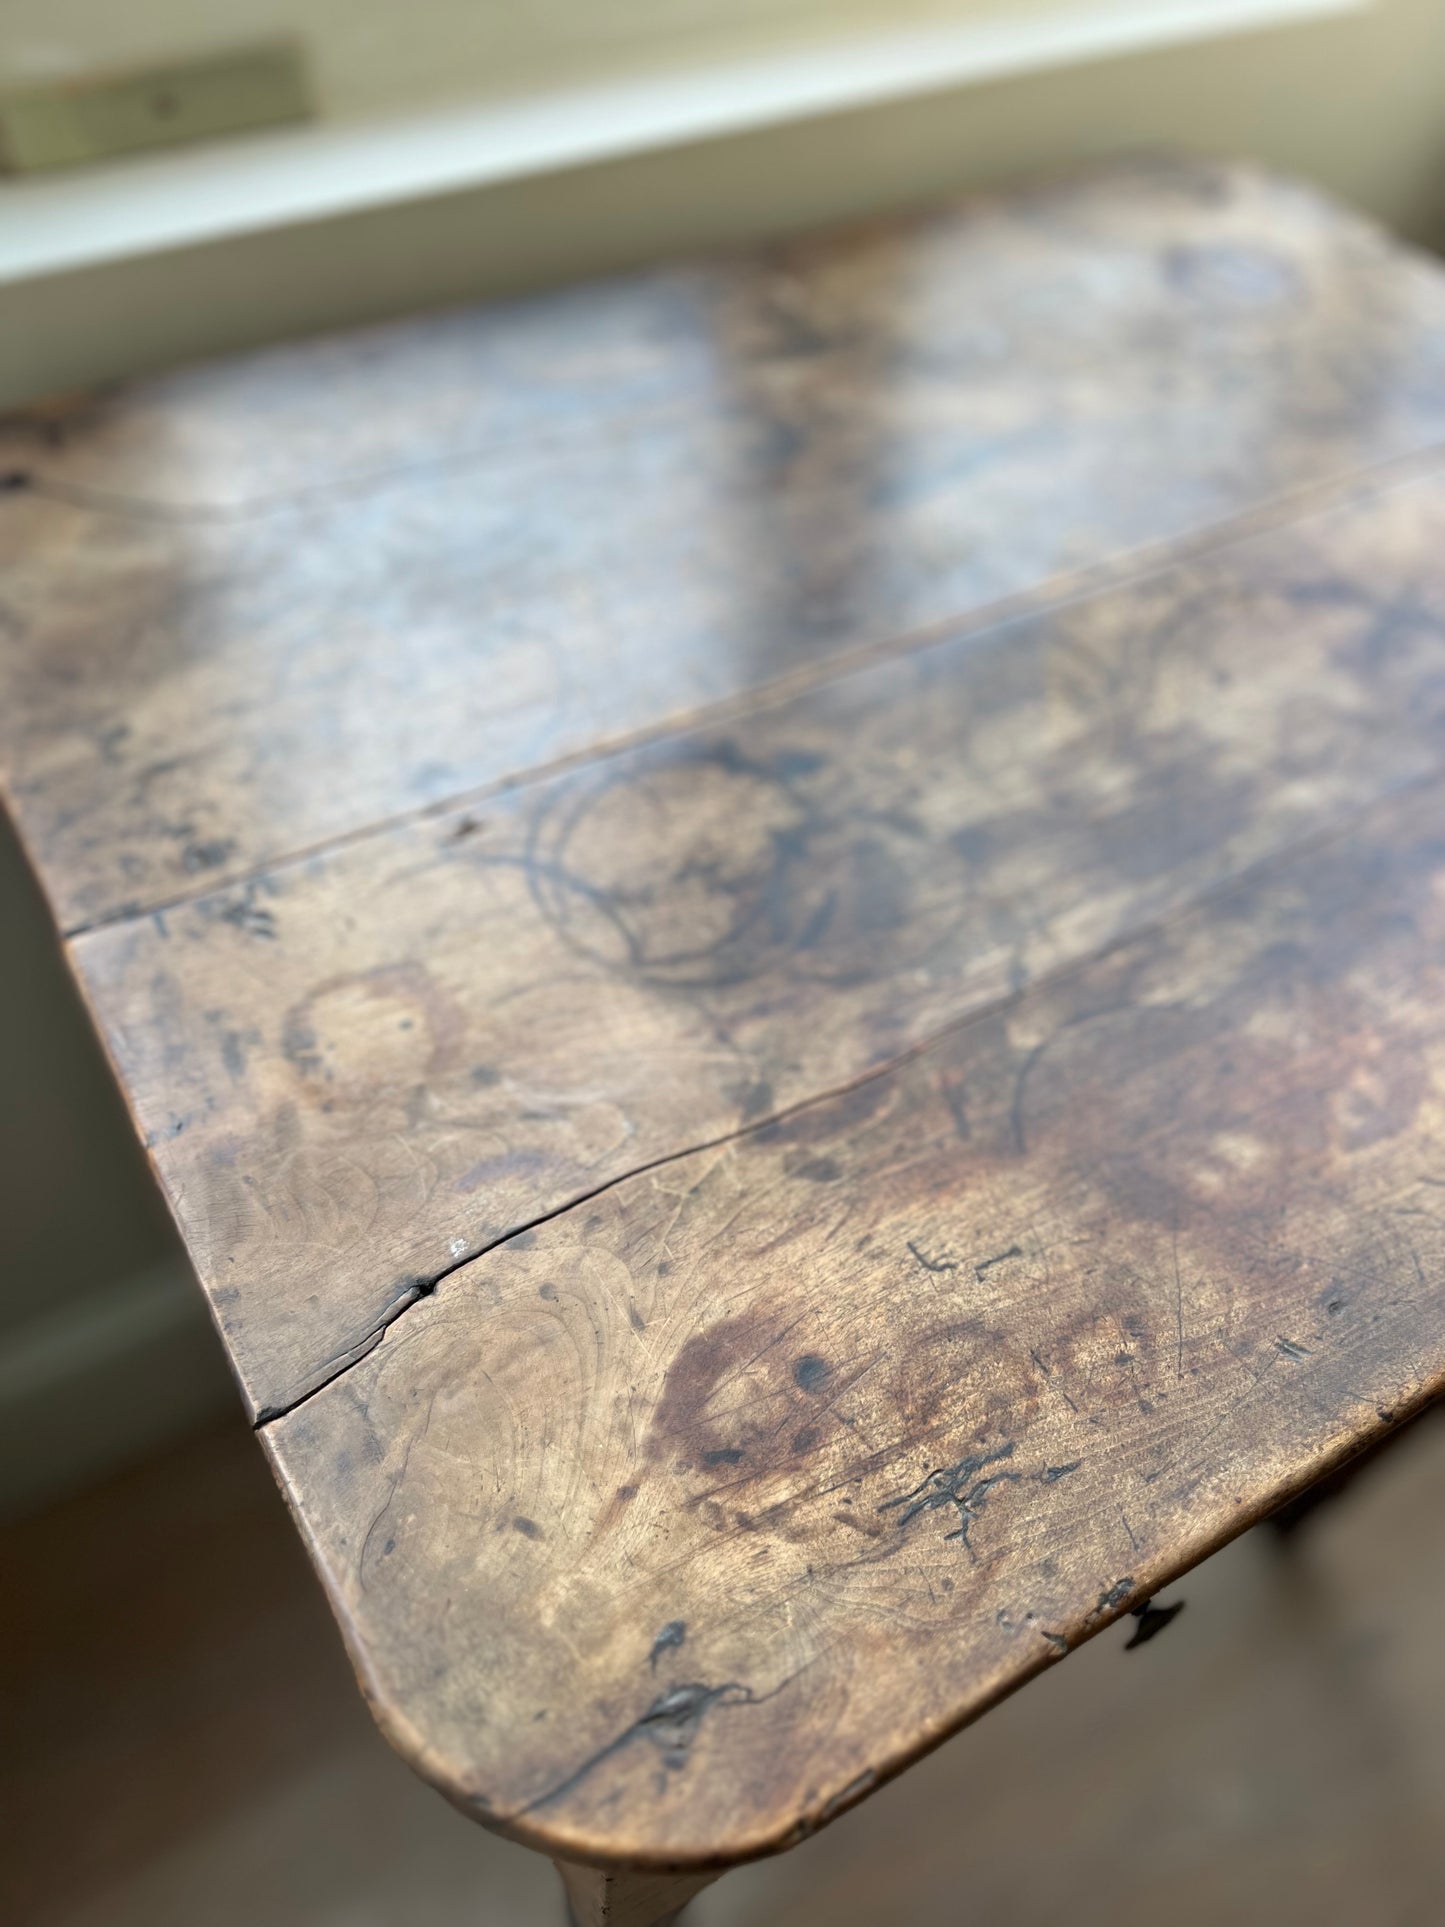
[6,156,1445,929]
[66,465,1445,1421]
[263,769,1445,1866]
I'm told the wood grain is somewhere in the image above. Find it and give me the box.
[5,156,1445,930]
[8,154,1445,1889]
[69,467,1445,1422]
[261,766,1445,1868]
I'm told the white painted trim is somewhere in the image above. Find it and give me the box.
[0,1263,236,1520]
[0,1264,199,1402]
[0,0,1364,285]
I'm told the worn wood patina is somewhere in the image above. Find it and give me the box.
[4,155,1445,1916]
[56,470,1445,1423]
[6,155,1445,934]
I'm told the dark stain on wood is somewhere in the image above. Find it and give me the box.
[6,155,1445,1881]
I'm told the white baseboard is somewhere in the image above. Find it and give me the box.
[0,1261,239,1521]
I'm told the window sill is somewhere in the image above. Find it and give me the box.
[0,0,1362,287]
[0,0,1388,406]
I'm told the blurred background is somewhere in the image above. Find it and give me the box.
[2,1,1443,1922]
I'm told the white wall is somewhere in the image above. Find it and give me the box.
[1,0,1110,116]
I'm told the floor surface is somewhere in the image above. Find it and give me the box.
[4,1407,1442,1926]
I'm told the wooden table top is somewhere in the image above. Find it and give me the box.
[6,153,1445,1874]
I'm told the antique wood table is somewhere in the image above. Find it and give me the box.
[5,154,1445,1924]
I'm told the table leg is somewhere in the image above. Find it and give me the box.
[553,1857,718,1927]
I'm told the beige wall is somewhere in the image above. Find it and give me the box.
[0,1,1185,117]
[0,814,235,1520]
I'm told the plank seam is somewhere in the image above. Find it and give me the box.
[252,757,1445,1428]
[57,435,1445,944]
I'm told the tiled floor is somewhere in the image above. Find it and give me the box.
[4,1408,1442,1926]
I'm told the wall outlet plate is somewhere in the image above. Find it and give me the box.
[0,41,311,174]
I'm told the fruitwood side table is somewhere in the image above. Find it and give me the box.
[6,155,1445,1924]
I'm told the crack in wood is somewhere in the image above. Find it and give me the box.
[520,1682,762,1816]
